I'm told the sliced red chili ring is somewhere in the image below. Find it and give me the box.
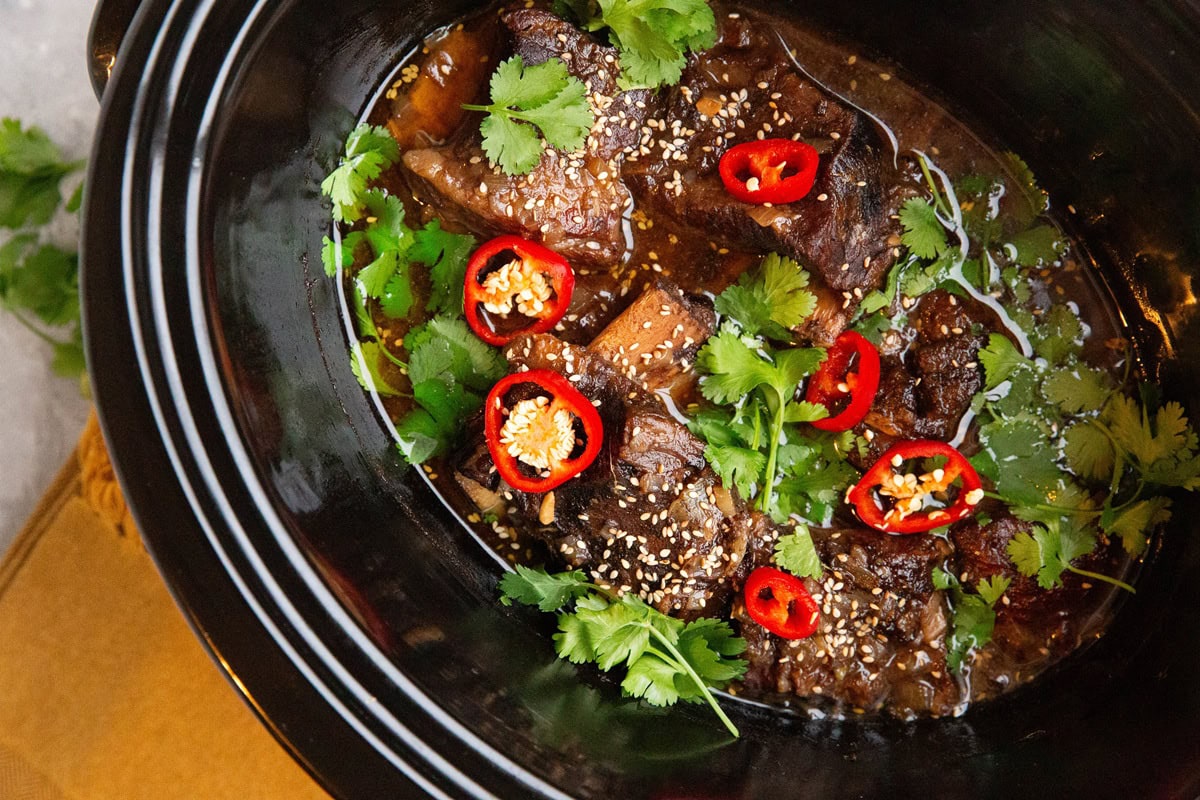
[718,138,820,205]
[847,440,984,534]
[805,330,881,432]
[464,235,575,346]
[743,566,820,640]
[484,369,603,493]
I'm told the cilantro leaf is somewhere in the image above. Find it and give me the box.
[978,333,1030,391]
[499,565,592,612]
[466,56,594,175]
[1063,421,1115,481]
[320,124,399,223]
[0,118,83,229]
[321,231,364,278]
[1007,522,1095,590]
[1042,365,1110,414]
[899,197,948,260]
[1032,304,1084,364]
[932,567,1008,673]
[773,526,822,580]
[1000,151,1048,223]
[943,593,995,673]
[704,443,765,500]
[565,0,717,89]
[1007,225,1065,267]
[976,575,1012,606]
[380,269,415,318]
[712,252,816,340]
[695,328,781,404]
[350,342,404,397]
[1102,496,1171,556]
[409,220,475,315]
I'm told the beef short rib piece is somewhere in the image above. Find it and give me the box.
[737,525,960,716]
[858,289,989,464]
[621,14,906,303]
[587,279,715,396]
[486,332,771,618]
[400,7,653,267]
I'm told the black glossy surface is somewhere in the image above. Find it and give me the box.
[81,0,1200,798]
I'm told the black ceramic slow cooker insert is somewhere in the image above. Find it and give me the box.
[81,0,1200,797]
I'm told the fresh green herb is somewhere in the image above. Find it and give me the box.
[712,252,817,341]
[320,125,497,465]
[499,565,746,737]
[462,55,594,176]
[556,0,717,89]
[350,341,405,398]
[393,315,507,463]
[694,324,826,519]
[1006,519,1135,593]
[932,567,1010,673]
[0,119,87,390]
[773,525,822,580]
[320,124,400,224]
[0,118,85,229]
[686,253,860,523]
[898,197,949,261]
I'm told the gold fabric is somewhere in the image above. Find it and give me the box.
[0,438,331,800]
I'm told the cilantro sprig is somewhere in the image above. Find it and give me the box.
[688,253,860,523]
[555,0,717,89]
[320,124,400,224]
[932,567,1010,673]
[0,118,87,389]
[320,123,506,464]
[499,565,747,737]
[462,55,595,176]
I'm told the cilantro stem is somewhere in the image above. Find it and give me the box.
[757,390,787,518]
[1066,565,1136,594]
[3,308,71,349]
[461,103,542,127]
[377,342,409,371]
[643,626,739,738]
[918,155,954,221]
[981,491,1101,518]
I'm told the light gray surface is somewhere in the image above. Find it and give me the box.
[0,0,99,554]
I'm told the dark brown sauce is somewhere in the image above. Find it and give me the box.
[350,0,1135,719]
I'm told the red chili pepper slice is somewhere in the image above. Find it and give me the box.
[743,566,820,640]
[484,369,603,493]
[464,235,575,346]
[718,139,820,205]
[847,440,984,534]
[805,330,881,432]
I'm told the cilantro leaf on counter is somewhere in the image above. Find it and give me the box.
[320,124,400,224]
[500,565,746,737]
[463,56,594,176]
[773,526,822,580]
[0,118,85,229]
[557,0,717,89]
[898,197,948,260]
[0,119,87,389]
